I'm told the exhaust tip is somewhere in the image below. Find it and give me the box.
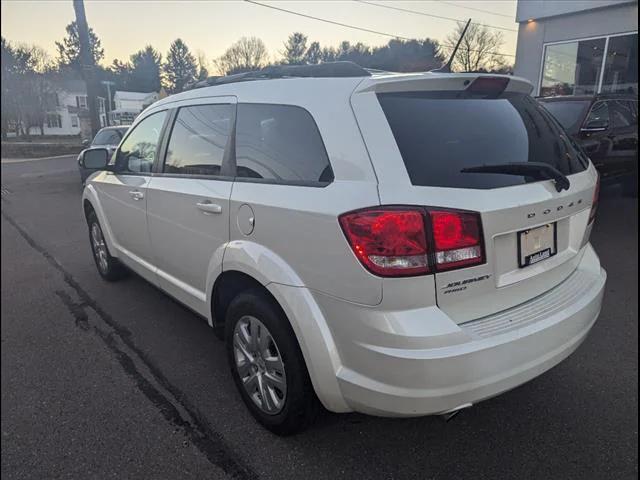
[439,403,473,422]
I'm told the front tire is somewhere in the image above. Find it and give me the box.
[87,210,128,281]
[225,289,318,435]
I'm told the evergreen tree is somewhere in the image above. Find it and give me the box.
[130,46,163,92]
[55,21,104,70]
[282,32,308,65]
[163,39,197,93]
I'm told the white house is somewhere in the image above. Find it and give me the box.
[514,0,638,97]
[110,91,159,125]
[29,79,107,136]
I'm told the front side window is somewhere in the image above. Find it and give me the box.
[235,104,333,184]
[115,111,167,173]
[583,102,610,130]
[164,104,234,176]
[540,39,606,97]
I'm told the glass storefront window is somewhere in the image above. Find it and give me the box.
[540,38,606,97]
[601,33,638,95]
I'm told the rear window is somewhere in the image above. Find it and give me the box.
[92,129,124,146]
[378,91,589,189]
[539,100,590,133]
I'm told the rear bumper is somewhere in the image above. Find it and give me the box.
[274,244,606,416]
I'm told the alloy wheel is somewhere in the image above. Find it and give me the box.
[91,223,109,273]
[233,315,287,415]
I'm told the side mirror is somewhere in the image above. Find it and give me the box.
[82,148,111,169]
[81,138,90,146]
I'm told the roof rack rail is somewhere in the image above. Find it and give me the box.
[184,61,371,91]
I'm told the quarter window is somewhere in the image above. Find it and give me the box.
[583,102,610,130]
[115,111,167,174]
[235,104,333,184]
[164,104,234,176]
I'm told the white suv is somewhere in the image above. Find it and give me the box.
[82,62,606,435]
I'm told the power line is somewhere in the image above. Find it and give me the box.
[437,0,514,20]
[442,42,515,58]
[244,0,515,59]
[354,0,517,33]
[244,0,413,40]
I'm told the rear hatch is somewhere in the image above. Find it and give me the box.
[351,73,599,323]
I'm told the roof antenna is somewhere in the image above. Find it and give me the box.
[432,18,472,73]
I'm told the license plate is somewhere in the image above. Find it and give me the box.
[518,223,557,268]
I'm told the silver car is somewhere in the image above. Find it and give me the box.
[77,126,128,184]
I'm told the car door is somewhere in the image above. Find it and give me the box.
[94,110,168,281]
[579,101,613,177]
[145,99,235,316]
[608,99,638,176]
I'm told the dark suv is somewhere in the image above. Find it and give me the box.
[539,94,638,195]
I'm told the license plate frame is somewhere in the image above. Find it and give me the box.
[517,223,557,268]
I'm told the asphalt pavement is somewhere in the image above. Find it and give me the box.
[1,155,638,480]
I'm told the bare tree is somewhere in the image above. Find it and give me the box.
[215,37,268,75]
[444,22,507,73]
[17,45,57,135]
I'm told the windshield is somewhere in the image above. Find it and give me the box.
[377,91,589,189]
[92,128,126,146]
[539,100,591,134]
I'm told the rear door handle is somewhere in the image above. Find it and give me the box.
[196,201,222,215]
[129,190,144,201]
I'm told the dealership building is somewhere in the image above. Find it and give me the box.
[514,0,638,97]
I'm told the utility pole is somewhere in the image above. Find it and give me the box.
[101,80,115,126]
[73,0,101,137]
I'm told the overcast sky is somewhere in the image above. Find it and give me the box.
[1,0,518,66]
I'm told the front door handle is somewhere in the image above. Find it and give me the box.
[129,190,144,201]
[196,201,222,215]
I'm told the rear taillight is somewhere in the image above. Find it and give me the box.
[339,208,429,277]
[588,174,600,225]
[339,207,484,277]
[430,210,484,271]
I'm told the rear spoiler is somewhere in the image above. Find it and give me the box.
[354,73,534,95]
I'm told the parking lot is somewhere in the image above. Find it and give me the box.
[1,155,637,479]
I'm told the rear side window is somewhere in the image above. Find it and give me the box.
[235,104,333,184]
[539,100,590,134]
[164,104,234,176]
[377,91,589,189]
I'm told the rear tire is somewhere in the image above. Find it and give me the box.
[87,210,128,281]
[225,289,319,435]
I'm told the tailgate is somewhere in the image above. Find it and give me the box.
[351,73,599,323]
[423,173,596,322]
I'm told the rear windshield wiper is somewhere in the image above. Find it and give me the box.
[460,162,570,192]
